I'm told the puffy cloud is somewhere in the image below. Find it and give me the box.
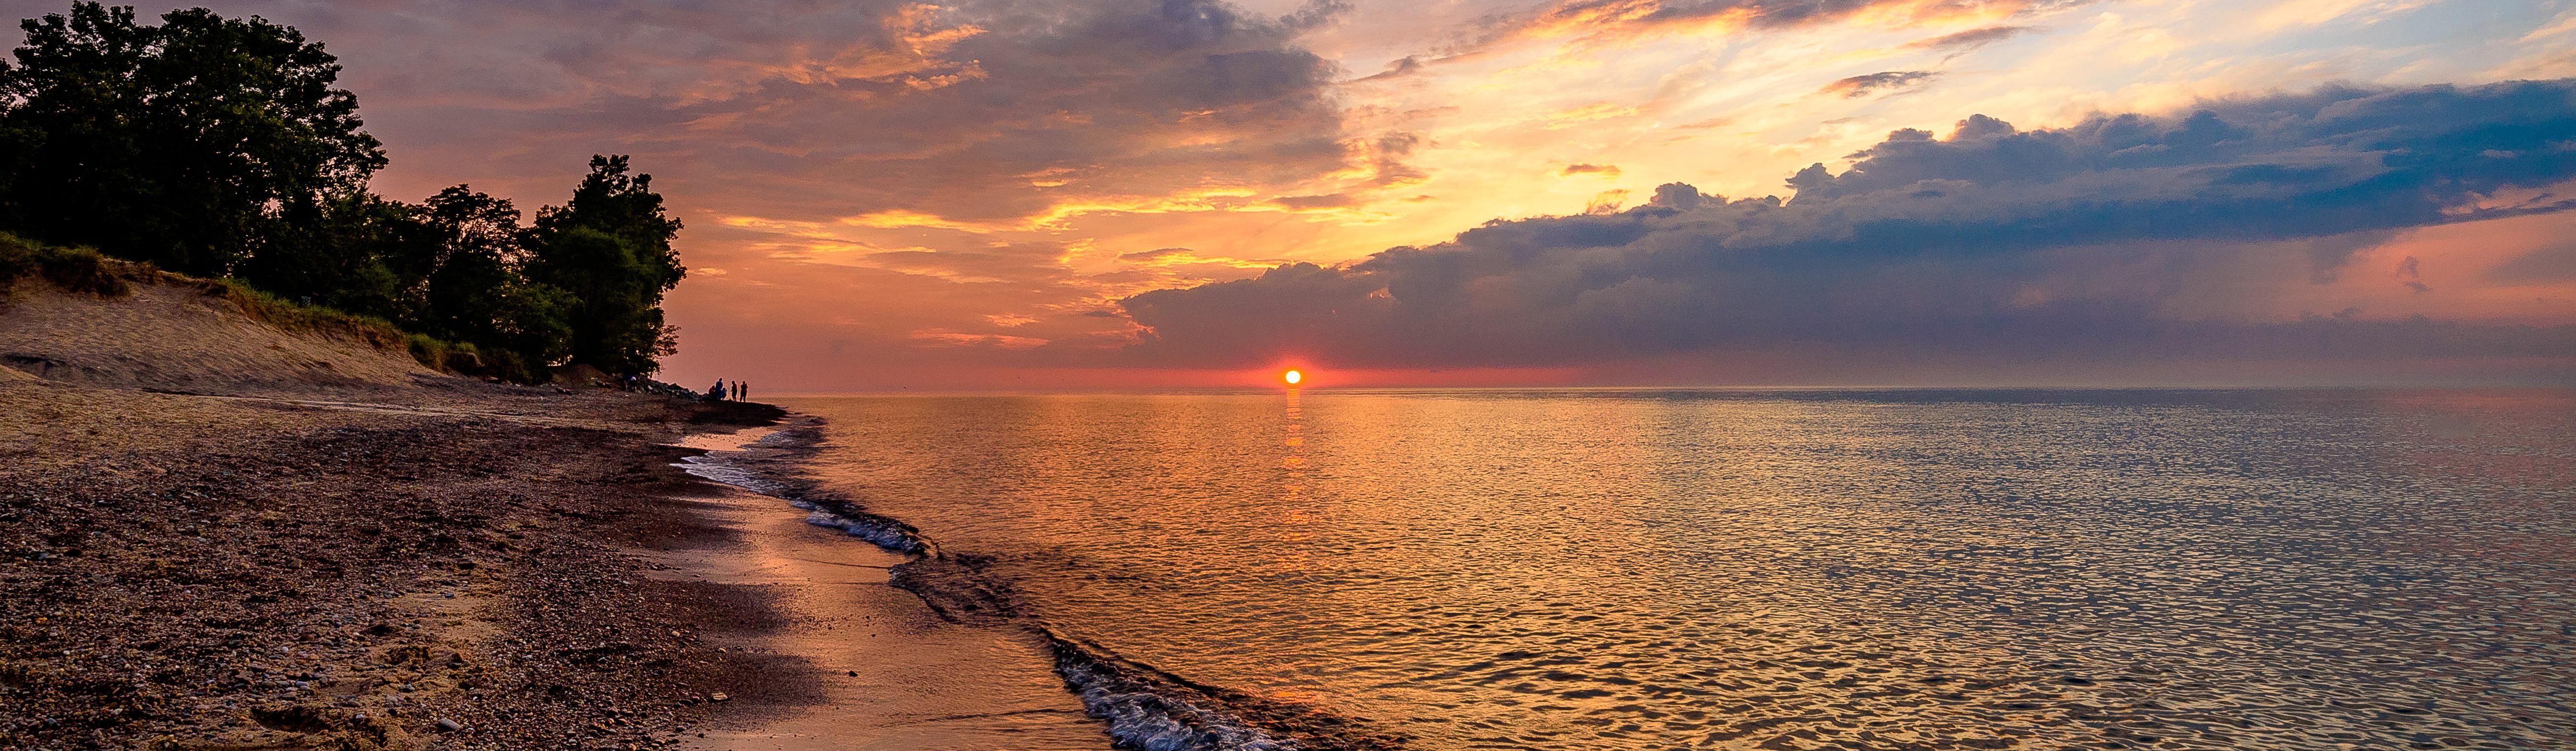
[1114,80,2576,377]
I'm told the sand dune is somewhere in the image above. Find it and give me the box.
[0,274,441,393]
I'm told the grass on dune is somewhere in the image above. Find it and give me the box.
[4,232,480,373]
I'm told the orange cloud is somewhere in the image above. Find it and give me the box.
[908,329,1051,349]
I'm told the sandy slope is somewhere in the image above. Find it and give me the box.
[0,281,438,393]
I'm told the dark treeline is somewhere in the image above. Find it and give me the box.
[0,3,684,382]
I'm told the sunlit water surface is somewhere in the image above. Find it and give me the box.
[778,389,2576,750]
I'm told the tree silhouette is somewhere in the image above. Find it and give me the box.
[0,2,383,277]
[527,155,687,377]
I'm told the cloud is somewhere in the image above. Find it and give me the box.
[2394,255,2429,293]
[1908,25,2035,51]
[1114,80,2576,375]
[2488,240,2576,283]
[1352,55,1427,82]
[1271,193,1359,209]
[1561,163,1623,177]
[1279,0,1354,30]
[1819,70,1941,98]
[143,0,1400,229]
[1457,0,2094,54]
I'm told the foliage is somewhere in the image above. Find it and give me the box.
[0,2,384,277]
[0,4,690,382]
[526,156,686,376]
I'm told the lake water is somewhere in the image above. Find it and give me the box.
[757,389,2576,750]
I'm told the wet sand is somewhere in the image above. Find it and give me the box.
[636,432,1105,751]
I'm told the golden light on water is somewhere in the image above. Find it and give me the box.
[1283,369,1303,386]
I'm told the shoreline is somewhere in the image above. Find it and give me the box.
[638,424,1104,750]
[699,412,1410,751]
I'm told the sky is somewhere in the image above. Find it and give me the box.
[11,0,2576,390]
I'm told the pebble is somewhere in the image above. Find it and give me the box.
[436,717,463,732]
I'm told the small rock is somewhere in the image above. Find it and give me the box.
[709,692,729,702]
[436,717,462,732]
[845,670,857,677]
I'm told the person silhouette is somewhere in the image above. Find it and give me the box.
[708,378,727,401]
[735,381,747,401]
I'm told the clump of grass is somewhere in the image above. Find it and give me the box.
[213,279,413,354]
[0,232,128,297]
[407,333,447,369]
[404,334,485,373]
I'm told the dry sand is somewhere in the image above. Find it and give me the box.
[0,280,435,393]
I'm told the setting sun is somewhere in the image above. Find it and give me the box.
[1283,369,1302,386]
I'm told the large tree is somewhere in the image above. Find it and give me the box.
[526,155,686,377]
[408,186,572,383]
[0,2,383,277]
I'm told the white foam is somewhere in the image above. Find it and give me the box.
[801,509,926,554]
[676,455,784,495]
[1056,653,1291,751]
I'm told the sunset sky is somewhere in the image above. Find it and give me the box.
[12,0,2576,390]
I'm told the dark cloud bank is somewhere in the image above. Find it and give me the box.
[1119,80,2576,382]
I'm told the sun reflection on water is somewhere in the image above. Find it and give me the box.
[786,389,2576,750]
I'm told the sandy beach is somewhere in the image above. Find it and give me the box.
[0,377,831,750]
[0,272,939,750]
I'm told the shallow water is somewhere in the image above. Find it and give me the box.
[776,389,2576,750]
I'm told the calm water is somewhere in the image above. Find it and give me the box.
[770,389,2576,750]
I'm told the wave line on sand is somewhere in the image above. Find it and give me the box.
[672,418,1407,751]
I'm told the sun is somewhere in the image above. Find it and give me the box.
[1283,369,1303,386]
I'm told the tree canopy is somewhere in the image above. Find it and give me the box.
[0,3,688,381]
[0,2,383,277]
[529,156,687,377]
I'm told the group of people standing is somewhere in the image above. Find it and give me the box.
[708,379,748,401]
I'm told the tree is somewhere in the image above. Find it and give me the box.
[408,186,571,382]
[0,2,384,276]
[244,191,417,316]
[526,155,686,376]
